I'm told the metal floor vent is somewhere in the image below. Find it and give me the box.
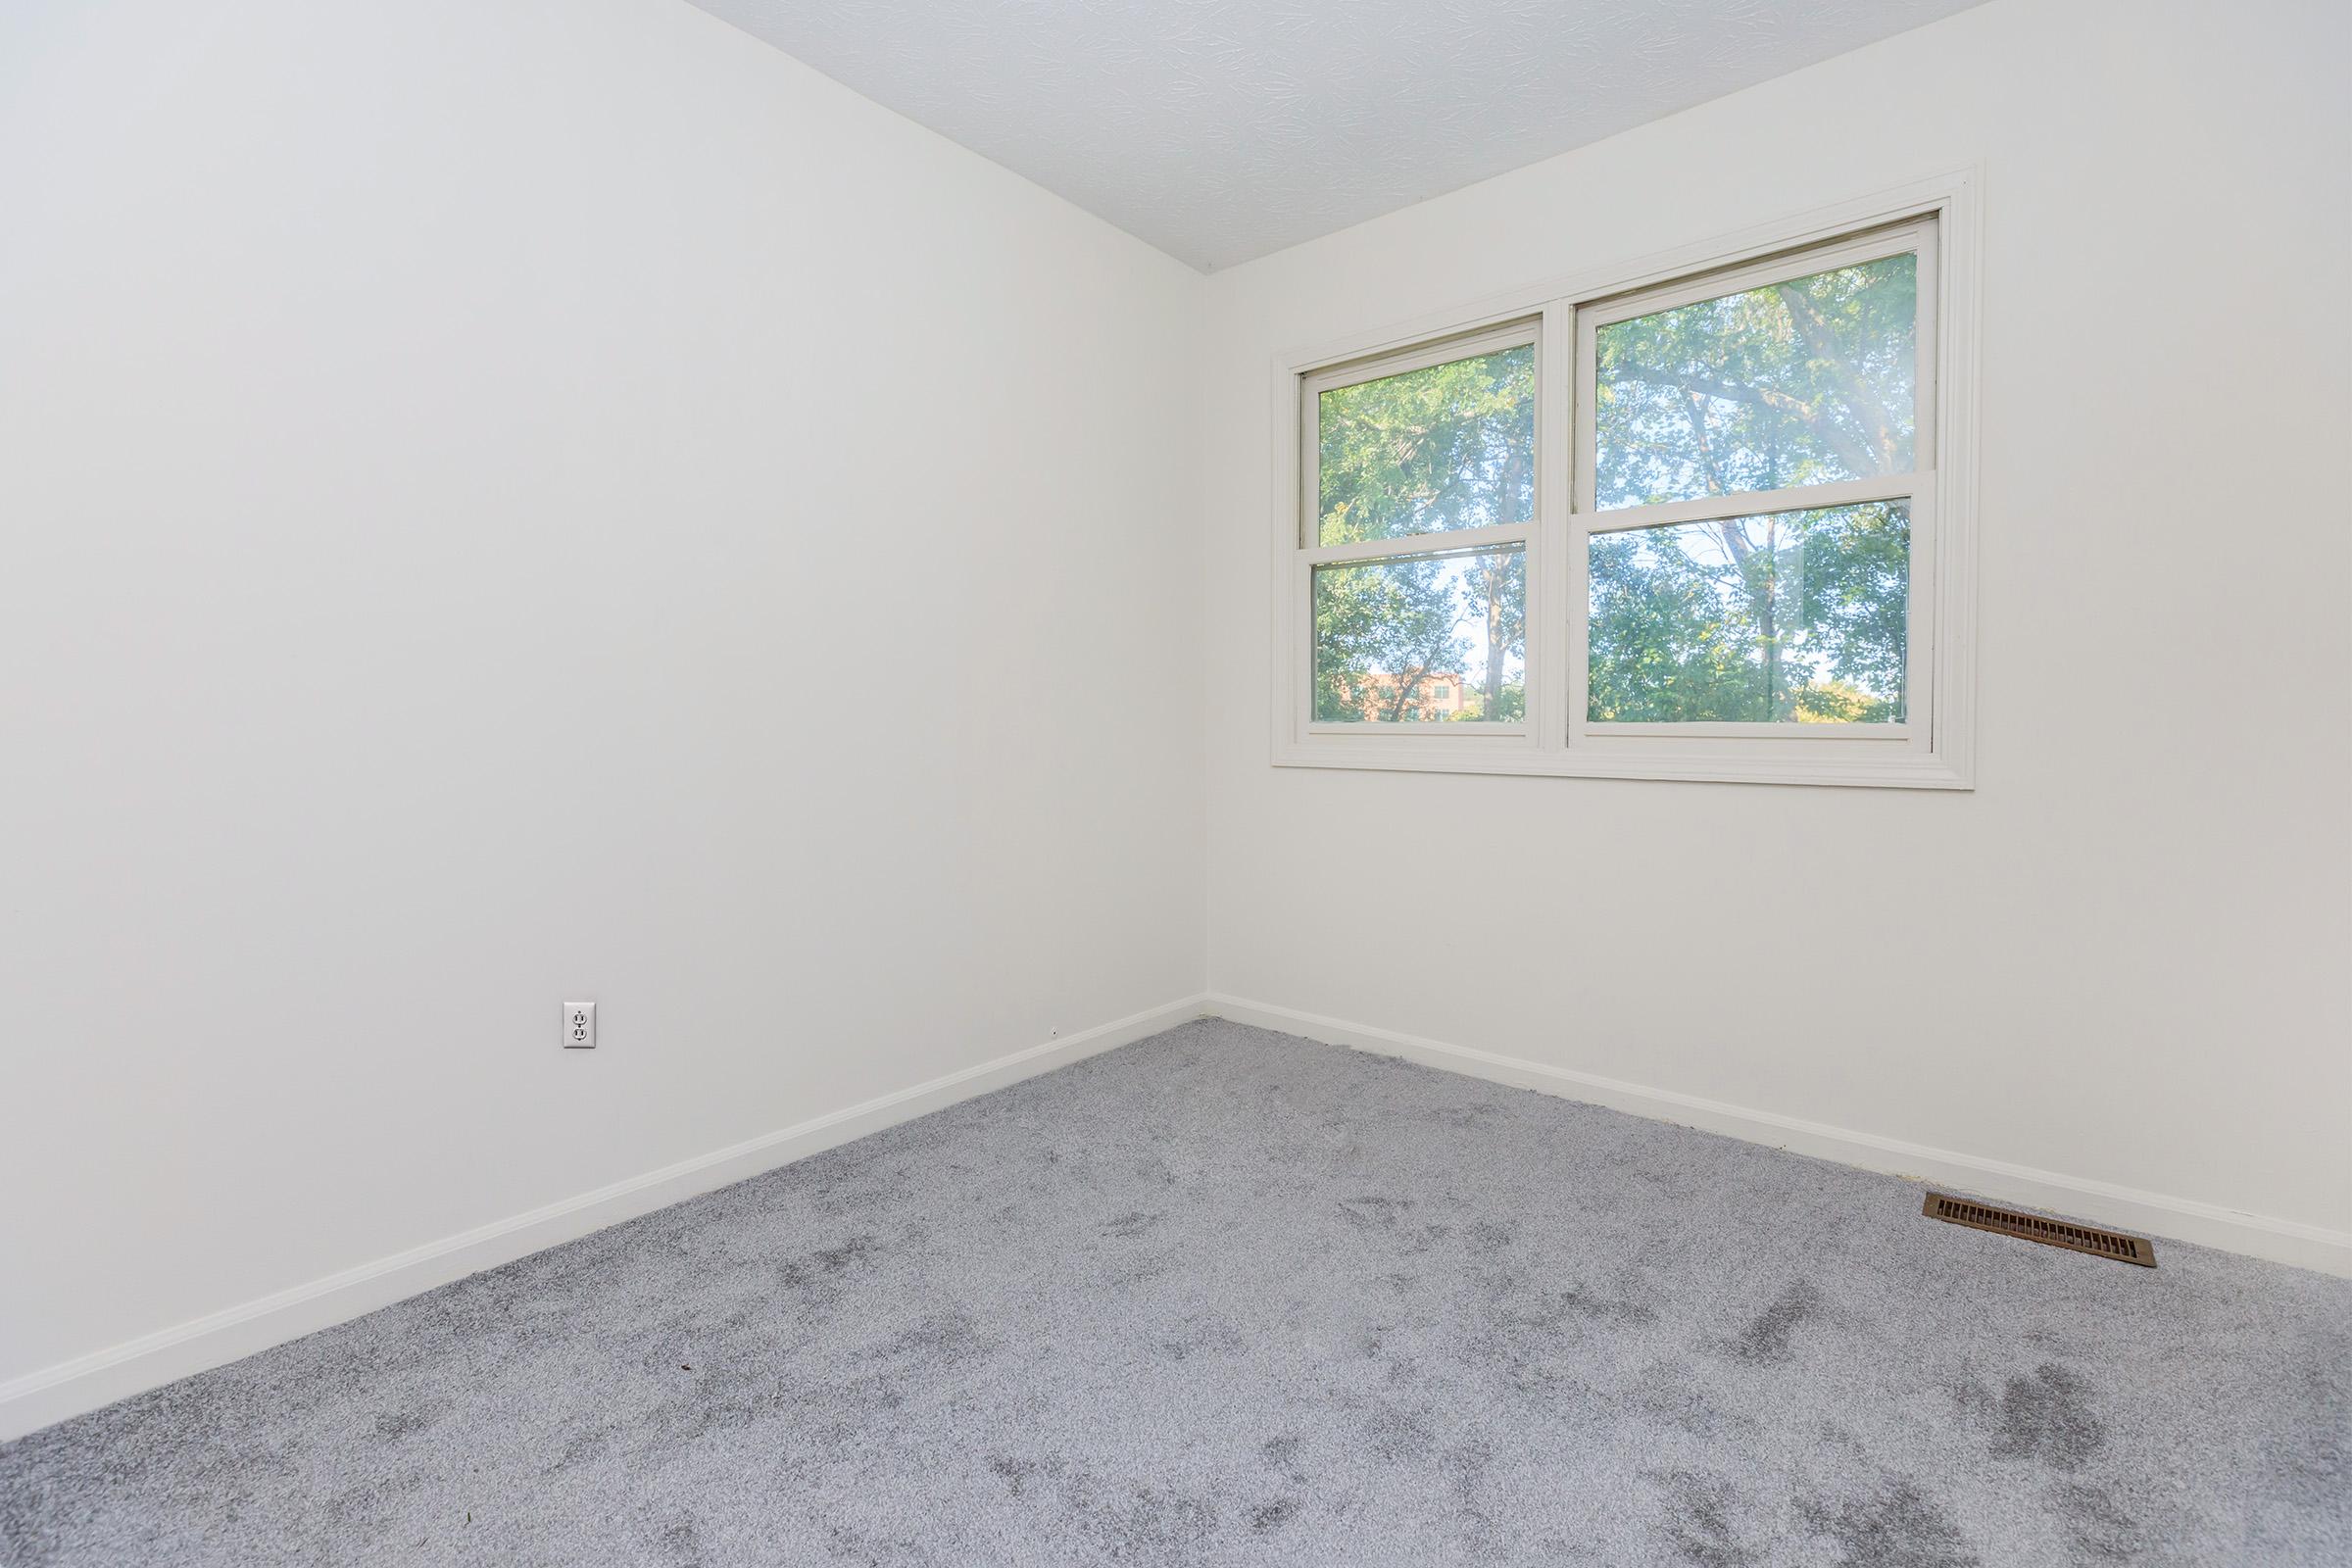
[1923,1193,2157,1267]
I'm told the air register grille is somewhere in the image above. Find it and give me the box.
[1923,1194,2157,1267]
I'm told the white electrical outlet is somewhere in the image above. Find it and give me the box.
[564,1002,596,1050]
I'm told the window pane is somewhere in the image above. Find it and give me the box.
[1594,254,1915,509]
[1314,546,1526,723]
[1587,503,1908,723]
[1317,344,1534,546]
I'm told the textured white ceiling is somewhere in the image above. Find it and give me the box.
[685,0,1989,271]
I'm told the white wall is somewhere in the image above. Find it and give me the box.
[0,0,1203,1397]
[1200,0,2350,1246]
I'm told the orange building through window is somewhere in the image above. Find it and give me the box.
[1344,671,1466,721]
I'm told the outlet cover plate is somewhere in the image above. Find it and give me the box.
[564,1002,596,1050]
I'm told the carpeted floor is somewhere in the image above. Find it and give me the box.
[3,1020,2347,1566]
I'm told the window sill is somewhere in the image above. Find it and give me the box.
[1270,737,1972,790]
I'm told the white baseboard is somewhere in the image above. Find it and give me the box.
[0,994,1212,1443]
[12,989,2339,1442]
[1201,993,2352,1280]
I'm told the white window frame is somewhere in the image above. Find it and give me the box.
[1268,170,1980,789]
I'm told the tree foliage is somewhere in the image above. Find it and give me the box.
[1587,503,1908,723]
[1593,254,1915,507]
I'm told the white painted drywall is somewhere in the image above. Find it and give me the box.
[0,0,1203,1393]
[1200,0,2352,1241]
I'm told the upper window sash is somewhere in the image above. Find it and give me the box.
[1573,220,1936,522]
[1299,319,1541,554]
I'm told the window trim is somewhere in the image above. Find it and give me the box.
[1266,169,1981,789]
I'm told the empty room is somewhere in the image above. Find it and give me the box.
[3,0,2346,1563]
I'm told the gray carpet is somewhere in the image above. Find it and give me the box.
[4,1020,2347,1566]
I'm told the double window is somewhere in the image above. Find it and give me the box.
[1273,178,1976,787]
